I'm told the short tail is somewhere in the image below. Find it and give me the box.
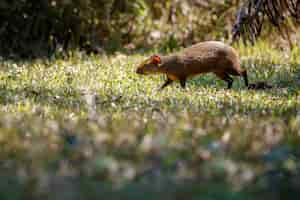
[242,70,248,87]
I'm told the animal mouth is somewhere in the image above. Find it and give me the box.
[136,68,145,74]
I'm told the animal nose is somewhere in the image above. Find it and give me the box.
[136,68,143,74]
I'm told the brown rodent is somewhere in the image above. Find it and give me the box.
[136,41,248,90]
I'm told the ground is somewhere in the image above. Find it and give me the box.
[0,42,299,199]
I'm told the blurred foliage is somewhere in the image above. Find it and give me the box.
[0,0,243,58]
[1,0,299,58]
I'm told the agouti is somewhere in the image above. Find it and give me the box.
[136,41,248,90]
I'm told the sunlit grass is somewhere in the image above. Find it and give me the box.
[0,43,299,199]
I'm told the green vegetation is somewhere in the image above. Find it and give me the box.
[3,0,299,59]
[0,42,299,199]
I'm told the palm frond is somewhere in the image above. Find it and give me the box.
[232,0,300,44]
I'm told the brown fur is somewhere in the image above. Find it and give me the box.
[136,41,248,90]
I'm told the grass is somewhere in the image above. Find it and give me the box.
[0,42,299,199]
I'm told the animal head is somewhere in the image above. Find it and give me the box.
[136,55,162,75]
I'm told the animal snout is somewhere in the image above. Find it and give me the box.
[136,68,144,74]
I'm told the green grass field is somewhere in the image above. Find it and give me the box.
[0,42,299,199]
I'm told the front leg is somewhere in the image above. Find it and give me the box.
[179,78,186,89]
[159,78,173,91]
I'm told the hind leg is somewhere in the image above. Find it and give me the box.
[228,69,248,87]
[215,72,233,89]
[241,70,248,87]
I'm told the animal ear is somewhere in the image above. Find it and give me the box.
[151,55,161,64]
